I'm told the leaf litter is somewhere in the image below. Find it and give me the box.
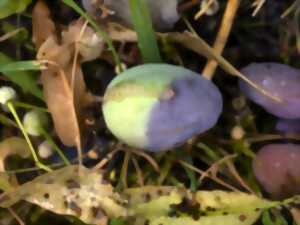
[0,1,299,225]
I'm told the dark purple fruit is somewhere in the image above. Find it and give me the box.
[253,143,300,199]
[239,63,300,119]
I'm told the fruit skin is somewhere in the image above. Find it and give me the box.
[239,63,300,119]
[276,118,300,133]
[253,144,300,199]
[102,64,223,152]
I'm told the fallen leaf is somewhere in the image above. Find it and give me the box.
[32,1,97,146]
[0,165,127,225]
[0,137,31,172]
[124,187,272,225]
[32,0,56,49]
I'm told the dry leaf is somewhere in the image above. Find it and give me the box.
[32,0,56,49]
[0,137,31,172]
[124,187,272,225]
[32,1,98,146]
[0,165,127,225]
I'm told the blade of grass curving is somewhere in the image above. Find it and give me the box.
[129,0,162,63]
[0,60,44,72]
[0,53,43,100]
[6,102,52,172]
[61,0,122,70]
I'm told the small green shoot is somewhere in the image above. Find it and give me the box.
[0,53,43,100]
[129,0,162,63]
[6,102,52,172]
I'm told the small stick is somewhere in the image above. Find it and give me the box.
[0,29,22,42]
[8,207,25,225]
[132,156,144,186]
[7,102,52,172]
[93,148,121,170]
[120,150,131,188]
[202,0,240,80]
[130,149,160,172]
[178,159,240,192]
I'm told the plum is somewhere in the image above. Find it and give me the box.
[253,143,300,199]
[276,118,300,133]
[239,63,300,119]
[102,64,223,152]
[82,0,180,31]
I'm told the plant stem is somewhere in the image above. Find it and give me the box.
[39,127,71,166]
[7,102,52,172]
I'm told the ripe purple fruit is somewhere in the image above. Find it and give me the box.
[276,118,300,133]
[253,143,300,199]
[239,63,300,119]
[102,64,223,152]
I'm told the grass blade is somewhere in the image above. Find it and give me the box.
[0,52,43,100]
[129,0,162,63]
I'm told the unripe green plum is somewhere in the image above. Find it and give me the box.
[102,64,223,152]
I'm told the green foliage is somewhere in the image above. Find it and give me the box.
[0,53,43,100]
[129,0,162,63]
[0,0,32,19]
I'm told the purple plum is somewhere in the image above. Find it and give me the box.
[239,63,300,119]
[276,118,300,133]
[253,143,300,199]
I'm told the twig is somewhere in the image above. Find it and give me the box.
[0,29,23,42]
[251,0,265,17]
[178,159,240,192]
[8,207,25,225]
[132,156,144,186]
[202,0,240,80]
[93,147,121,170]
[120,150,131,188]
[130,149,160,172]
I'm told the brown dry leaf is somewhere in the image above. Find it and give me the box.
[0,137,31,172]
[0,165,127,225]
[32,0,56,49]
[32,1,98,146]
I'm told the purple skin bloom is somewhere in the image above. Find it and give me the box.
[146,75,223,151]
[239,63,300,119]
[276,118,300,133]
[253,144,300,199]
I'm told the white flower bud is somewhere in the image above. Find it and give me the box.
[0,86,17,105]
[23,110,48,136]
[38,140,53,159]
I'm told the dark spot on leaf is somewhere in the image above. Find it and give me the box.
[143,193,151,202]
[168,209,178,218]
[223,212,229,215]
[170,197,201,220]
[66,179,80,189]
[157,189,163,196]
[206,206,216,212]
[239,214,247,222]
[91,206,106,219]
[44,193,50,199]
[68,201,82,216]
[144,220,149,225]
